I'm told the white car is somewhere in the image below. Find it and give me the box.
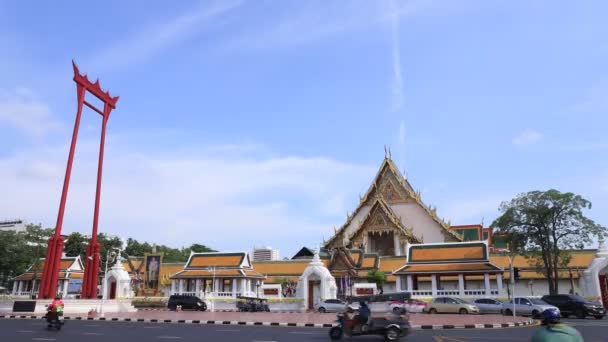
[473,298,504,314]
[315,299,347,313]
[502,297,559,317]
[389,300,428,313]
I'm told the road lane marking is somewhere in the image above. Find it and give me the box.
[216,329,240,332]
[288,331,321,334]
[82,332,104,335]
[144,326,162,329]
[32,339,56,341]
[157,337,183,340]
[17,330,34,333]
[83,324,101,327]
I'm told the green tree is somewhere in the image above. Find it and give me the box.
[0,231,28,287]
[366,269,387,294]
[22,224,53,286]
[97,233,124,268]
[64,232,87,259]
[491,189,607,295]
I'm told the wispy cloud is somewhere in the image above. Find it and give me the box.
[0,139,374,254]
[0,87,61,137]
[89,0,244,71]
[512,129,543,145]
[397,120,406,170]
[389,0,404,112]
[221,0,434,51]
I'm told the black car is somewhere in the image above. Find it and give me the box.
[541,294,605,319]
[167,295,207,311]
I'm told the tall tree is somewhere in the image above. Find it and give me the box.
[491,189,606,295]
[64,232,87,259]
[0,231,28,287]
[366,269,387,294]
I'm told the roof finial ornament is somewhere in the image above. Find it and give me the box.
[388,146,392,159]
[384,145,388,158]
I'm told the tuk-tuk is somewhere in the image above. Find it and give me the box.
[236,296,270,312]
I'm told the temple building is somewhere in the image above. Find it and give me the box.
[12,256,84,298]
[9,155,608,309]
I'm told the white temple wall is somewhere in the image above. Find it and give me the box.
[341,206,372,246]
[391,203,445,243]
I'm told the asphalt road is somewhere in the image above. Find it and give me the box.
[0,317,606,342]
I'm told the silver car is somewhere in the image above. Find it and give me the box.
[315,299,347,313]
[502,297,559,317]
[473,298,504,314]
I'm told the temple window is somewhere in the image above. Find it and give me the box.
[367,231,395,256]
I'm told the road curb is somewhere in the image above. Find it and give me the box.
[0,314,535,329]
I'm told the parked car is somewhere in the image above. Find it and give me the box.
[473,298,504,314]
[424,297,479,314]
[501,297,558,318]
[389,299,428,313]
[541,294,605,319]
[316,299,347,313]
[167,295,207,311]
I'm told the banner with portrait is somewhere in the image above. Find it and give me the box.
[144,254,163,290]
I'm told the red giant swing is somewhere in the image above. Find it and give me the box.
[38,61,119,299]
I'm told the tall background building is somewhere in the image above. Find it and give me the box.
[252,246,280,261]
[0,219,27,232]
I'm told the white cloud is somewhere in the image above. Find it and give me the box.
[0,139,374,255]
[0,87,61,137]
[221,0,434,51]
[89,0,244,71]
[512,129,543,145]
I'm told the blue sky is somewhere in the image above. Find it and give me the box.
[1,0,607,258]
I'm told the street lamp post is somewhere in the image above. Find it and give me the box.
[508,254,515,318]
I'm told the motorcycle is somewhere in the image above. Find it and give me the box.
[45,306,64,330]
[328,311,410,341]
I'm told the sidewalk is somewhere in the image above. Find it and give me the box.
[1,310,534,329]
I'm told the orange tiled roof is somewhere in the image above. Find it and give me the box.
[68,272,84,279]
[160,264,185,279]
[377,257,406,273]
[361,256,379,269]
[14,272,71,280]
[187,253,244,268]
[409,243,486,263]
[395,262,501,274]
[30,258,77,272]
[489,252,595,269]
[253,260,320,276]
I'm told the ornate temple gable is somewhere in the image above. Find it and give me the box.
[328,247,358,276]
[325,156,462,249]
[349,198,421,248]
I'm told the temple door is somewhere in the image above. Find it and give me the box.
[308,281,314,310]
[599,275,608,309]
[110,281,117,299]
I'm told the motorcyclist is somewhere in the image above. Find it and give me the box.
[48,295,65,321]
[353,301,370,331]
[531,308,583,342]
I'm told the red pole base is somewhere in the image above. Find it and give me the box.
[82,242,101,299]
[38,236,64,299]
